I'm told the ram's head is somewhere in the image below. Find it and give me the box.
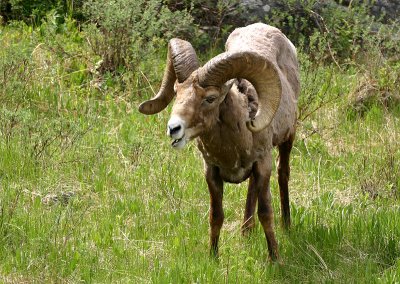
[138,38,282,149]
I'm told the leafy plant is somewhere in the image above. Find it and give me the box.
[168,0,242,50]
[0,0,82,25]
[83,0,193,73]
[266,0,381,65]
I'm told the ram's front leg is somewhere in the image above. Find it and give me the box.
[205,165,224,257]
[253,159,279,261]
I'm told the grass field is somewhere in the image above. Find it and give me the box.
[0,22,399,283]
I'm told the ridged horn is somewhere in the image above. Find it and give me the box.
[197,51,282,132]
[138,38,200,115]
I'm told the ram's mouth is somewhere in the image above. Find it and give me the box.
[171,135,186,148]
[171,137,183,147]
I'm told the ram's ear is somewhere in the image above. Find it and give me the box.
[221,79,235,97]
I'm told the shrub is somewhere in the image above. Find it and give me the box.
[0,0,85,25]
[167,0,242,50]
[83,0,194,73]
[267,0,379,64]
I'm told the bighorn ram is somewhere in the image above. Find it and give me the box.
[139,23,300,260]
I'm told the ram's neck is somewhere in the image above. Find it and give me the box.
[196,88,256,183]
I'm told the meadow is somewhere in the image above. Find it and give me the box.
[1,5,400,283]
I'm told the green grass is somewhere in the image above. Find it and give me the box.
[0,23,399,283]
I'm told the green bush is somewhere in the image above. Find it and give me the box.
[0,0,85,25]
[267,0,378,64]
[167,0,242,50]
[83,0,194,73]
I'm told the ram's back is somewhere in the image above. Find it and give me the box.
[227,23,300,146]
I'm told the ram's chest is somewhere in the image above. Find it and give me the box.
[196,134,255,183]
[219,166,253,184]
[195,90,266,183]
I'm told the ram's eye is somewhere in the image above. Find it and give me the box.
[204,96,217,104]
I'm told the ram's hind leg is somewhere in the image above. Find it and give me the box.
[242,174,257,235]
[205,165,224,258]
[278,134,294,230]
[254,160,279,261]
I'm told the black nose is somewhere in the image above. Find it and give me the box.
[169,125,182,136]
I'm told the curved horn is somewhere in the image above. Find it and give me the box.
[197,51,282,132]
[138,39,199,115]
